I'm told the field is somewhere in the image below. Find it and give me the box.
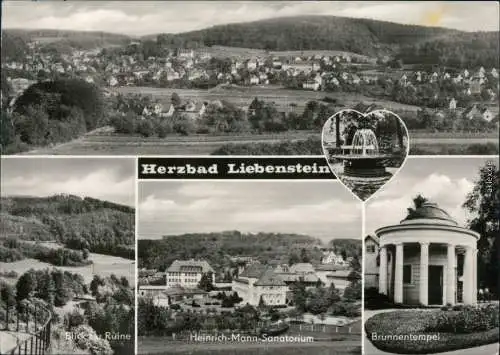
[20,129,499,156]
[137,338,361,355]
[21,131,320,155]
[113,85,423,113]
[16,86,499,156]
[202,45,372,62]
[0,242,135,285]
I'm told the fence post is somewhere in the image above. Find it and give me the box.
[5,305,9,331]
[34,305,37,332]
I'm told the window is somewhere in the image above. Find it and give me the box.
[366,244,376,253]
[403,265,412,284]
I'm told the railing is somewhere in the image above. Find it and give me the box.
[1,302,52,355]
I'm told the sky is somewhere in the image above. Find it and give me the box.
[365,157,498,235]
[2,1,498,36]
[138,180,362,242]
[1,157,135,206]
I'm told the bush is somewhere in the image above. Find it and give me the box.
[365,307,499,354]
[426,304,499,334]
[364,287,393,309]
[66,310,85,329]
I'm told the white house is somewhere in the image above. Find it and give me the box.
[364,235,380,289]
[232,263,287,306]
[449,98,457,110]
[166,259,215,288]
[374,201,479,306]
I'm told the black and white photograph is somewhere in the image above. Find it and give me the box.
[322,109,409,201]
[137,181,362,355]
[0,158,135,355]
[1,1,498,156]
[363,157,499,355]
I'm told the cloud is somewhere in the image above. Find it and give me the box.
[2,1,498,35]
[139,195,176,211]
[1,166,135,206]
[367,172,475,234]
[138,181,361,241]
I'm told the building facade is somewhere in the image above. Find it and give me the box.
[166,259,215,288]
[373,202,479,306]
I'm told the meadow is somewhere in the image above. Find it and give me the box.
[0,242,135,285]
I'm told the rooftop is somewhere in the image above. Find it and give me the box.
[166,259,214,273]
[401,202,458,226]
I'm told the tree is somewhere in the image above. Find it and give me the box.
[198,272,214,292]
[16,269,37,302]
[82,248,89,260]
[290,281,307,312]
[1,282,16,307]
[462,161,499,297]
[343,280,362,301]
[288,253,300,265]
[406,194,428,218]
[171,93,181,107]
[300,248,310,263]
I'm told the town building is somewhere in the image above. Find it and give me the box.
[370,201,479,306]
[232,263,287,306]
[166,259,215,288]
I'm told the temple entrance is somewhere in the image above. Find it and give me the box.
[428,265,443,305]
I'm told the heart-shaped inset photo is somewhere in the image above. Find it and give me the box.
[322,109,409,201]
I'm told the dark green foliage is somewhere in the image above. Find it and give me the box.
[0,281,16,307]
[212,137,323,155]
[426,304,499,333]
[462,161,499,297]
[365,307,499,354]
[14,78,104,131]
[14,268,85,306]
[1,195,135,259]
[152,16,498,67]
[138,231,322,271]
[198,272,214,292]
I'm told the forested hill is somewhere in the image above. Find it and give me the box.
[1,29,131,60]
[138,231,323,270]
[152,15,498,66]
[0,195,135,259]
[329,238,362,258]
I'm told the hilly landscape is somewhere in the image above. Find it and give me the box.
[150,15,499,66]
[138,231,326,271]
[3,16,498,67]
[0,194,135,260]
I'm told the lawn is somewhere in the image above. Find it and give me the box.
[0,245,135,285]
[364,306,499,354]
[137,338,361,355]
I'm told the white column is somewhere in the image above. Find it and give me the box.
[379,246,388,295]
[419,242,429,306]
[446,243,456,305]
[472,249,478,304]
[394,242,404,304]
[463,246,474,305]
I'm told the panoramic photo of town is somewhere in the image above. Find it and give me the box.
[137,180,362,355]
[363,157,499,355]
[0,1,498,155]
[0,158,135,355]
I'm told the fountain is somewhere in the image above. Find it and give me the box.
[323,111,408,200]
[329,127,393,178]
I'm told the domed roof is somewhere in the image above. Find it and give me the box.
[401,202,458,225]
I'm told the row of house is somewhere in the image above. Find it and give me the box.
[139,258,353,308]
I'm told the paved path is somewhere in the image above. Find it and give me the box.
[0,331,31,354]
[363,309,499,355]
